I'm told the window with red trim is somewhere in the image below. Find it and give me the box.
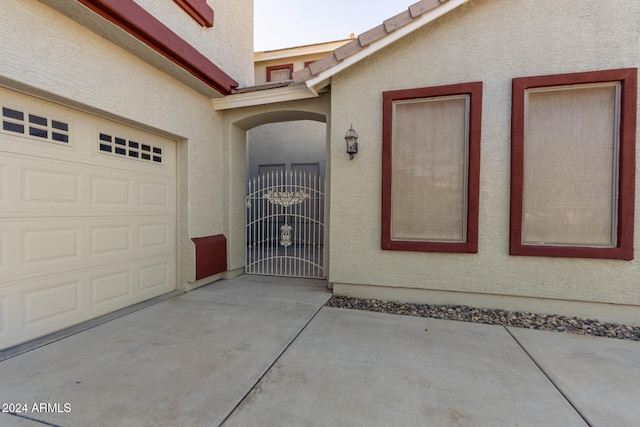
[382,82,482,253]
[266,64,294,82]
[510,68,637,260]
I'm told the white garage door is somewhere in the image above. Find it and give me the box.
[0,87,177,350]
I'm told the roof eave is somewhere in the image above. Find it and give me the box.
[305,0,471,92]
[212,84,319,110]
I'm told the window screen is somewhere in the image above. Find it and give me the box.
[391,95,469,242]
[522,83,619,247]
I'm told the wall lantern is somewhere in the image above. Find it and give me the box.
[345,125,359,160]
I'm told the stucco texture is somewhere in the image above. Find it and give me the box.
[0,0,253,288]
[135,0,254,86]
[328,0,640,313]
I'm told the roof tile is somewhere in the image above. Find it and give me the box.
[384,10,414,33]
[292,67,313,83]
[409,0,444,18]
[334,39,363,61]
[308,52,339,75]
[358,24,387,47]
[284,0,456,84]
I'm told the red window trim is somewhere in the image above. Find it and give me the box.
[174,0,214,27]
[266,64,294,82]
[76,0,237,95]
[510,68,637,260]
[381,82,483,253]
[304,61,315,68]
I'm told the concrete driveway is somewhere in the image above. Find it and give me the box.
[0,275,638,426]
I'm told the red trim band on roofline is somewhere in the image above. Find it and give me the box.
[76,0,237,95]
[174,0,214,27]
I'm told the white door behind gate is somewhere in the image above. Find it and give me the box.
[245,170,324,278]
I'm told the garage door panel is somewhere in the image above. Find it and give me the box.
[139,223,170,250]
[92,173,174,214]
[91,270,132,307]
[1,87,177,351]
[24,167,80,205]
[139,181,170,207]
[139,261,171,293]
[15,221,89,279]
[91,225,132,256]
[0,278,83,346]
[24,227,80,265]
[91,176,132,206]
[1,255,174,349]
[1,218,175,283]
[2,152,175,215]
[24,280,81,327]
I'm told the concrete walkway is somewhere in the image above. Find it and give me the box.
[0,275,638,426]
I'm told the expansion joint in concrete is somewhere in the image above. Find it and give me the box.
[504,327,593,427]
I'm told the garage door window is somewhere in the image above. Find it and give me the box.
[99,132,163,163]
[2,105,70,144]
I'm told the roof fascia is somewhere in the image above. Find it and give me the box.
[73,0,237,95]
[255,40,352,62]
[305,0,471,91]
[212,84,319,110]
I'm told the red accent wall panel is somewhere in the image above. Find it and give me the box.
[192,235,228,280]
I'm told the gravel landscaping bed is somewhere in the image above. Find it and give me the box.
[325,295,640,341]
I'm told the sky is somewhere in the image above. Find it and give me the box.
[254,0,414,52]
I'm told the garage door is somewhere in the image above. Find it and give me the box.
[0,87,177,350]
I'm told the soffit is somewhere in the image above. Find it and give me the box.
[39,0,237,98]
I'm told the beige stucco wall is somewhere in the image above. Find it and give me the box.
[0,0,253,289]
[136,0,254,86]
[247,121,327,179]
[328,0,640,323]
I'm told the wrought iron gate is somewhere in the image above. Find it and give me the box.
[245,170,325,278]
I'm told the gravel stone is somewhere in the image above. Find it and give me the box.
[324,296,640,341]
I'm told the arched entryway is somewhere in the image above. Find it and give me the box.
[224,98,331,280]
[246,120,326,278]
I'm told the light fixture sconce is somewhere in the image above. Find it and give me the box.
[345,125,359,160]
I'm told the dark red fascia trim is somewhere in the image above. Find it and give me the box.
[510,68,637,260]
[174,0,213,27]
[381,81,483,253]
[76,0,237,95]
